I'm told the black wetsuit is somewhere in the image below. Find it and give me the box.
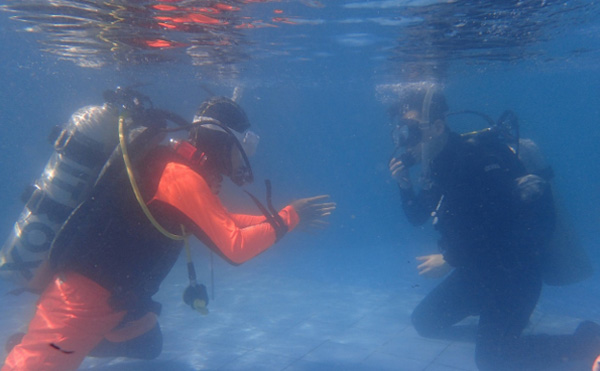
[400,132,590,370]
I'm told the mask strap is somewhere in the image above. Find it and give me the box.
[192,118,254,185]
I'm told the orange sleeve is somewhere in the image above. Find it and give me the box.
[150,162,299,265]
[229,214,267,227]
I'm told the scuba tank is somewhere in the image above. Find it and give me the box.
[0,104,120,288]
[0,86,164,289]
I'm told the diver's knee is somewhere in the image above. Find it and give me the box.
[411,310,441,338]
[133,323,163,359]
[139,340,162,360]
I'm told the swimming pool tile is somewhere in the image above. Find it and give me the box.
[380,327,451,364]
[329,326,400,350]
[301,339,374,364]
[8,262,596,371]
[254,332,327,359]
[530,313,581,334]
[285,357,396,371]
[431,342,477,371]
[380,339,450,364]
[362,350,431,371]
[219,350,296,370]
[349,310,410,335]
[424,363,474,371]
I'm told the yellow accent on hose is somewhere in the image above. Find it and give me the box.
[119,120,209,313]
[118,115,186,241]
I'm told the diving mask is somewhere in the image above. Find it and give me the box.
[232,129,260,157]
[194,121,257,186]
[392,119,424,148]
[228,129,259,186]
[391,85,436,148]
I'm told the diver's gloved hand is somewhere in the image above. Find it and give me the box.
[389,153,414,190]
[291,195,336,231]
[515,174,548,203]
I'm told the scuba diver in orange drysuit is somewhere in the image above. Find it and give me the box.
[2,91,335,371]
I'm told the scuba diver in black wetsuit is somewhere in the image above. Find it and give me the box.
[388,83,600,371]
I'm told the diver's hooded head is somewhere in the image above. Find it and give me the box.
[194,96,250,133]
[188,97,255,186]
[390,83,449,149]
[389,83,450,180]
[390,83,448,126]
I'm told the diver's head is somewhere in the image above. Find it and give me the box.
[103,86,153,117]
[391,85,447,145]
[194,96,250,133]
[189,97,259,187]
[391,84,448,145]
[390,84,449,165]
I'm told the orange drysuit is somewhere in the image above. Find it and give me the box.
[3,157,298,371]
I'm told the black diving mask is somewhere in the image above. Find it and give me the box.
[194,120,256,186]
[230,131,258,186]
[392,84,436,148]
[392,119,425,148]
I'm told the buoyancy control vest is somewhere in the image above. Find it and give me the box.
[49,146,186,312]
[454,110,591,285]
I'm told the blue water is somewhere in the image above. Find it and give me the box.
[1,1,600,370]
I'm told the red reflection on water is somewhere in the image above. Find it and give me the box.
[157,13,223,25]
[214,3,240,11]
[145,38,187,48]
[242,0,281,3]
[153,4,178,11]
[151,1,245,28]
[272,17,296,25]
